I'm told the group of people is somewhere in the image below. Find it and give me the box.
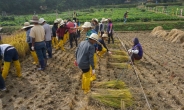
[0,15,143,93]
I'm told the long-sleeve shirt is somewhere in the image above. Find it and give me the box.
[56,26,69,38]
[75,40,95,70]
[52,25,58,37]
[43,23,52,41]
[26,28,32,43]
[98,39,108,51]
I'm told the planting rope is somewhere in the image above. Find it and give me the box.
[115,33,152,110]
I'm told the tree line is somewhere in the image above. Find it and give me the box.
[0,0,181,15]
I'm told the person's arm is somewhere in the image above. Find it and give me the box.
[89,46,95,70]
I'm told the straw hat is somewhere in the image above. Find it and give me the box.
[56,18,62,23]
[89,33,99,42]
[30,15,39,23]
[22,22,34,29]
[93,18,98,23]
[54,19,59,23]
[101,18,106,22]
[102,34,108,38]
[59,20,65,26]
[39,18,46,24]
[82,22,92,28]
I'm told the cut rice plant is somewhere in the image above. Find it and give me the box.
[109,55,129,62]
[110,50,127,55]
[90,89,133,109]
[108,62,131,69]
[94,80,127,89]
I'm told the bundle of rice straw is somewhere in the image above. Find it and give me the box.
[166,29,178,41]
[108,63,131,69]
[109,55,129,62]
[110,50,127,55]
[90,80,133,108]
[171,31,184,43]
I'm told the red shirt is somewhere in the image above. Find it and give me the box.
[56,26,68,37]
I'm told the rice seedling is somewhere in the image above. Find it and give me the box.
[109,55,129,62]
[93,80,127,89]
[108,62,131,69]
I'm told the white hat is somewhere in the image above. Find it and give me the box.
[30,15,39,23]
[102,34,108,38]
[59,20,65,26]
[54,19,59,23]
[82,22,92,28]
[56,18,62,23]
[93,18,98,22]
[101,18,106,22]
[89,33,99,42]
[21,22,34,29]
[39,18,46,24]
[0,27,2,31]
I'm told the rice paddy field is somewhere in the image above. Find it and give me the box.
[0,27,184,109]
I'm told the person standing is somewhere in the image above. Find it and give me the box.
[67,19,77,49]
[30,15,47,70]
[107,18,114,44]
[22,22,38,65]
[39,18,52,58]
[99,18,107,37]
[124,11,128,23]
[76,19,81,38]
[72,11,77,22]
[128,38,143,64]
[52,20,59,48]
[75,33,99,94]
[0,44,22,80]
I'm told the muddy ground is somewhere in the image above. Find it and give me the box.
[0,32,184,110]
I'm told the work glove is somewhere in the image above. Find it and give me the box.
[56,36,58,40]
[92,70,95,74]
[74,60,78,66]
[31,46,34,51]
[128,49,132,53]
[109,31,111,34]
[108,51,112,54]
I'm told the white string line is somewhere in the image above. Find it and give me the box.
[115,33,152,110]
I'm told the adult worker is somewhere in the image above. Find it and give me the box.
[82,22,97,40]
[99,18,108,37]
[124,11,128,23]
[39,18,52,58]
[67,19,77,49]
[0,44,22,80]
[30,15,47,70]
[22,22,38,65]
[97,33,111,57]
[52,20,59,48]
[75,33,99,94]
[107,18,114,44]
[128,37,143,64]
[0,28,6,91]
[56,20,69,51]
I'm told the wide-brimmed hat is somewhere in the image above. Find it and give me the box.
[59,20,65,26]
[93,18,98,23]
[101,18,106,22]
[22,22,34,29]
[30,15,39,23]
[54,19,59,23]
[89,33,99,42]
[56,18,62,23]
[82,22,92,28]
[102,34,108,38]
[39,18,46,24]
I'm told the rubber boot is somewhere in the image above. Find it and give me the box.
[31,51,38,65]
[60,40,65,51]
[54,37,58,46]
[63,34,67,44]
[13,60,22,78]
[94,53,97,68]
[52,37,55,47]
[82,71,91,94]
[99,47,107,58]
[2,62,10,80]
[0,74,5,90]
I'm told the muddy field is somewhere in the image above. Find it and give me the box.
[0,31,184,110]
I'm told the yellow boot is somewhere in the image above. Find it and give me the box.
[13,60,22,78]
[82,71,91,94]
[31,51,38,64]
[52,37,55,47]
[94,53,97,68]
[90,67,96,81]
[54,37,58,45]
[63,34,67,44]
[2,62,11,80]
[60,40,65,51]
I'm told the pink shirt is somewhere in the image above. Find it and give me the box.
[67,22,76,33]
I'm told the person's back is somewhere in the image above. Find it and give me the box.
[30,25,45,42]
[76,40,95,69]
[43,23,52,41]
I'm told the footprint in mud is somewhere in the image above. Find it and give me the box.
[8,98,13,102]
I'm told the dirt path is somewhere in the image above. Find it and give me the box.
[0,32,183,110]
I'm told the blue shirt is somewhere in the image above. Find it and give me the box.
[26,28,32,43]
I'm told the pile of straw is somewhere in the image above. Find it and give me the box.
[109,55,129,62]
[90,80,133,109]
